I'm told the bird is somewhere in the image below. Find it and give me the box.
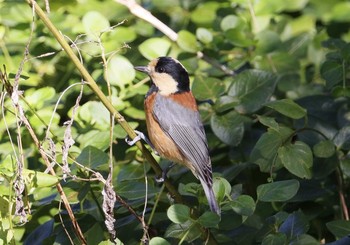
[134,56,220,215]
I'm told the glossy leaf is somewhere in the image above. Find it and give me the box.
[149,237,171,245]
[197,211,220,228]
[313,140,335,158]
[257,180,300,202]
[279,211,309,239]
[23,169,59,189]
[229,70,276,113]
[165,221,201,242]
[228,195,255,216]
[251,127,294,172]
[192,75,225,100]
[326,220,350,239]
[75,145,109,169]
[210,111,245,146]
[265,99,307,119]
[278,141,313,179]
[167,204,190,224]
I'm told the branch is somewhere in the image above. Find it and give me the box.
[115,0,234,76]
[25,0,183,202]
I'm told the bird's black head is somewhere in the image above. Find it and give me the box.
[135,57,190,96]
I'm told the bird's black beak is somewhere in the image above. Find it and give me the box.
[134,66,150,74]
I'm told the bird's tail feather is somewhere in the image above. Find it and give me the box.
[199,177,221,216]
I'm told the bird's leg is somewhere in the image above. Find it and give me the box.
[125,130,159,155]
[155,162,176,183]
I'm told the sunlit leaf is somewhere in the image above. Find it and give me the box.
[196,28,213,44]
[106,55,135,86]
[139,38,171,60]
[82,11,110,38]
[177,30,200,53]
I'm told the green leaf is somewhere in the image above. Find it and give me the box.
[106,55,135,86]
[118,182,157,200]
[23,169,59,189]
[197,211,220,228]
[265,99,307,119]
[190,2,220,25]
[149,237,171,245]
[192,75,225,100]
[320,60,343,89]
[229,70,276,113]
[333,126,350,150]
[250,127,294,172]
[254,52,300,74]
[213,177,231,202]
[255,30,282,54]
[210,111,245,146]
[138,38,171,60]
[262,233,287,245]
[330,2,350,22]
[75,146,109,169]
[82,11,110,38]
[225,28,253,47]
[257,116,280,131]
[326,220,350,239]
[291,234,320,245]
[257,180,300,202]
[220,15,242,31]
[278,141,313,179]
[214,95,240,113]
[279,211,309,239]
[25,87,55,109]
[167,204,190,224]
[177,30,200,53]
[332,86,350,98]
[196,28,213,44]
[165,221,201,242]
[313,140,335,158]
[228,195,256,216]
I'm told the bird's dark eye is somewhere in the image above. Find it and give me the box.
[158,67,165,73]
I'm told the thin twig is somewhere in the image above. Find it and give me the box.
[26,0,183,205]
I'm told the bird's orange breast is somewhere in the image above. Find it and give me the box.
[144,92,197,169]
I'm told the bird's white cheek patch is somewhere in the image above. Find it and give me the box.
[152,73,178,96]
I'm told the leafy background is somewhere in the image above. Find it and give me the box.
[0,0,350,244]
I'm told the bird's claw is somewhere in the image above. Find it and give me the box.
[125,130,159,155]
[155,162,175,183]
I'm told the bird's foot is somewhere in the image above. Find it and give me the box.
[125,130,159,155]
[155,162,175,183]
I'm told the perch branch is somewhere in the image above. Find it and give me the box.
[25,0,183,204]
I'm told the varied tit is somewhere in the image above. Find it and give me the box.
[134,57,220,215]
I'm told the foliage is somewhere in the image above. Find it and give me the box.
[0,0,350,244]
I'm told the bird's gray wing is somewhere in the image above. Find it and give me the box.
[152,94,212,184]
